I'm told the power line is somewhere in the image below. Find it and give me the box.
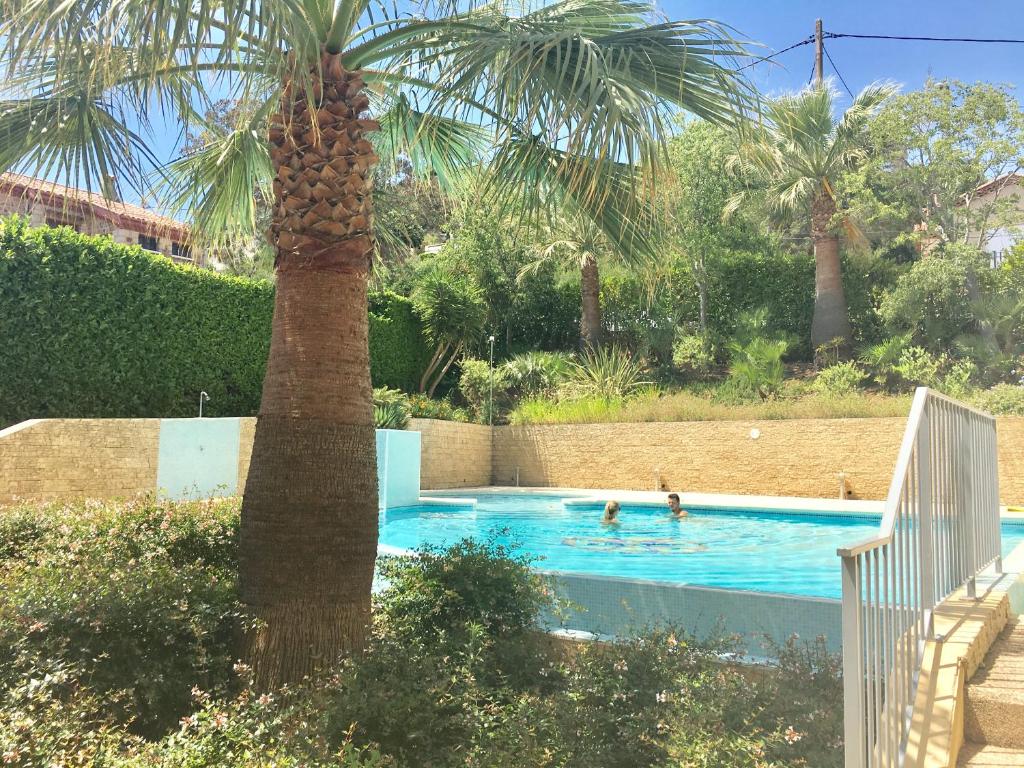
[822,43,855,99]
[826,31,1024,45]
[736,35,815,72]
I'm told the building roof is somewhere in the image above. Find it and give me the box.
[0,172,190,241]
[974,172,1023,198]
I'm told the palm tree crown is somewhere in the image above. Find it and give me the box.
[727,81,896,350]
[1,0,756,248]
[0,0,757,685]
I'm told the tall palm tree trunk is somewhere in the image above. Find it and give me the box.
[580,254,602,348]
[809,192,852,352]
[240,52,380,688]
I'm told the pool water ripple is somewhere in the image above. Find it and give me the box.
[379,494,1024,599]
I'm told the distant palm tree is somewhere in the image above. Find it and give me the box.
[0,0,754,685]
[523,216,619,348]
[727,82,896,351]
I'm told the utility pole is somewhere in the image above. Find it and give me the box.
[814,18,824,86]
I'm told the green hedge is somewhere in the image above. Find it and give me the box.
[0,219,428,426]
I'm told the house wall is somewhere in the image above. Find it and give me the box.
[0,190,202,265]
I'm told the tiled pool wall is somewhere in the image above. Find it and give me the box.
[542,571,843,656]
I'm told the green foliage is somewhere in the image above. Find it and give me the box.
[0,498,245,738]
[723,310,789,400]
[672,329,717,376]
[859,334,913,388]
[501,351,571,399]
[0,220,433,427]
[368,292,434,393]
[847,80,1024,249]
[406,393,470,422]
[376,538,550,648]
[726,337,788,401]
[0,218,272,426]
[567,345,650,399]
[813,362,867,398]
[879,246,984,348]
[972,383,1024,415]
[0,500,843,768]
[372,387,411,430]
[892,346,944,388]
[458,358,509,422]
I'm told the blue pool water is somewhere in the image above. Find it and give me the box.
[380,494,1024,600]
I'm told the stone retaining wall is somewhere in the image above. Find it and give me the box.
[494,416,1024,504]
[2,415,1022,506]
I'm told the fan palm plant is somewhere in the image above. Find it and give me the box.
[0,0,755,685]
[727,82,896,351]
[522,215,620,347]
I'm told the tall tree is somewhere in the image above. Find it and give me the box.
[842,79,1024,253]
[524,216,617,347]
[728,82,896,351]
[0,0,754,685]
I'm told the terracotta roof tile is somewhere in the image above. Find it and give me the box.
[0,172,190,240]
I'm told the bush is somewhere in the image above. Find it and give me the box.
[972,383,1024,415]
[723,338,787,400]
[672,330,717,377]
[0,497,245,738]
[812,362,867,398]
[566,345,650,399]
[501,351,571,399]
[458,358,509,422]
[0,219,430,427]
[406,393,470,422]
[0,500,846,768]
[368,292,434,393]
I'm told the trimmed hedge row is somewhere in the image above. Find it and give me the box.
[0,219,428,426]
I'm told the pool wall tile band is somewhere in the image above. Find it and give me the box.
[544,572,844,656]
[157,417,241,500]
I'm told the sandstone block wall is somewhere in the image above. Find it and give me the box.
[997,417,1024,506]
[494,417,1024,504]
[2,416,1021,506]
[412,418,493,489]
[0,418,159,504]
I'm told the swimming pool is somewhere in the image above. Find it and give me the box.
[380,493,1024,600]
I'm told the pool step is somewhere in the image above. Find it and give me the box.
[964,619,1024,750]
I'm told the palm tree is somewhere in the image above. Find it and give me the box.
[0,0,754,686]
[727,82,896,351]
[524,216,618,347]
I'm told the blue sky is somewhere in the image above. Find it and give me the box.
[677,0,1023,108]
[134,0,1023,210]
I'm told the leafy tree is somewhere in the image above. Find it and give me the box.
[728,82,896,350]
[662,120,767,332]
[412,265,487,396]
[845,79,1024,251]
[0,0,754,684]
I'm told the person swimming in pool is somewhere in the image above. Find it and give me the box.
[667,493,688,518]
[602,500,621,524]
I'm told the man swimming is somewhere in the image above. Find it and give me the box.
[667,493,688,518]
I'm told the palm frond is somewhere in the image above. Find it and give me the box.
[158,104,274,246]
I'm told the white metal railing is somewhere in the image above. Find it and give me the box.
[838,387,1001,768]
